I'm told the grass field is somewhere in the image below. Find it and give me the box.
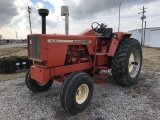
[0,46,159,81]
[0,47,27,57]
[10,49,27,56]
[142,47,160,71]
[0,47,21,57]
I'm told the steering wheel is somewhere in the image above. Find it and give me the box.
[91,22,101,32]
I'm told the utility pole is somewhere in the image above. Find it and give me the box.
[138,6,147,46]
[15,31,19,40]
[28,6,32,34]
[15,31,21,51]
[144,21,147,45]
[118,2,121,32]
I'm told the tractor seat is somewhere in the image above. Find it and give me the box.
[97,28,113,40]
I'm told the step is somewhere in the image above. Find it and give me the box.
[96,66,108,70]
[70,48,85,51]
[95,52,108,55]
[91,52,108,56]
[94,79,108,85]
[94,74,107,79]
[93,74,108,85]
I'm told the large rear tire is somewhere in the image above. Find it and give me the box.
[60,71,94,114]
[111,38,142,86]
[25,70,53,93]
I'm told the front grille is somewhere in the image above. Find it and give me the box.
[29,35,41,60]
[34,61,46,67]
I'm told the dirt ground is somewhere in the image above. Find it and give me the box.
[0,72,26,81]
[0,47,160,120]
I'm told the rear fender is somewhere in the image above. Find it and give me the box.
[107,32,131,57]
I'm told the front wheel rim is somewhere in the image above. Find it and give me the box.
[36,81,48,86]
[76,84,89,104]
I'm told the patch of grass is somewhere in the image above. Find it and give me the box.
[11,49,27,56]
[142,47,160,69]
[0,47,27,57]
[0,47,20,57]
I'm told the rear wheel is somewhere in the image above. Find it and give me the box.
[60,71,94,114]
[111,38,142,86]
[25,70,53,93]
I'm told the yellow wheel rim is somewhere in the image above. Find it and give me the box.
[129,53,135,73]
[36,81,47,86]
[76,84,89,104]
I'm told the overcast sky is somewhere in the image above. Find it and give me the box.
[0,0,160,39]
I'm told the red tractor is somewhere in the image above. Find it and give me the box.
[25,9,142,114]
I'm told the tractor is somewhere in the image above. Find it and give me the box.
[25,9,142,114]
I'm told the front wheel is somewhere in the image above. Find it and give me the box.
[111,38,142,86]
[25,70,53,93]
[60,71,94,114]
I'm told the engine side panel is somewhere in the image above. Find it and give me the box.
[47,43,68,67]
[41,34,96,67]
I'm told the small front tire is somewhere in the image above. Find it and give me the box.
[60,71,94,114]
[25,70,53,93]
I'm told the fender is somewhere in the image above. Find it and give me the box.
[107,32,131,57]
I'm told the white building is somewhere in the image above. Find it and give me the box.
[129,27,160,48]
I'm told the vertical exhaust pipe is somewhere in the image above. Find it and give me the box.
[38,9,49,34]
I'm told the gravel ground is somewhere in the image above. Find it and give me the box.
[0,67,160,120]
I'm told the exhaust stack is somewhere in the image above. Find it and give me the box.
[38,9,49,34]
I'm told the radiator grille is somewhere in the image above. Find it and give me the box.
[29,35,41,60]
